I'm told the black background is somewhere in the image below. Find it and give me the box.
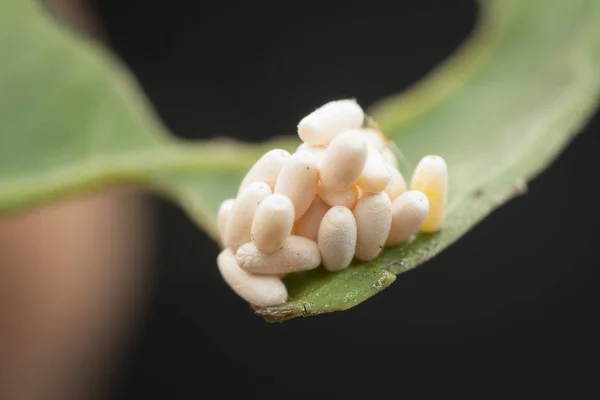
[88,0,600,397]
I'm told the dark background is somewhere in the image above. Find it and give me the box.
[88,0,600,397]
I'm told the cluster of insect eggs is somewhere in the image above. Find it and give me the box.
[216,99,448,307]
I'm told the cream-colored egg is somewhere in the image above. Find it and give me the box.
[217,249,287,307]
[319,130,368,191]
[217,198,235,247]
[353,192,392,261]
[356,143,392,194]
[236,235,321,275]
[238,149,290,194]
[317,183,360,210]
[294,196,330,242]
[297,99,364,146]
[251,194,295,253]
[274,151,319,220]
[223,181,272,252]
[318,206,357,271]
[386,190,430,246]
[383,167,407,201]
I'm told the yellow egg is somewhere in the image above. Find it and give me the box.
[410,155,448,233]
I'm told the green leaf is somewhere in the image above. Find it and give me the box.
[0,0,297,237]
[1,0,599,323]
[255,0,600,321]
